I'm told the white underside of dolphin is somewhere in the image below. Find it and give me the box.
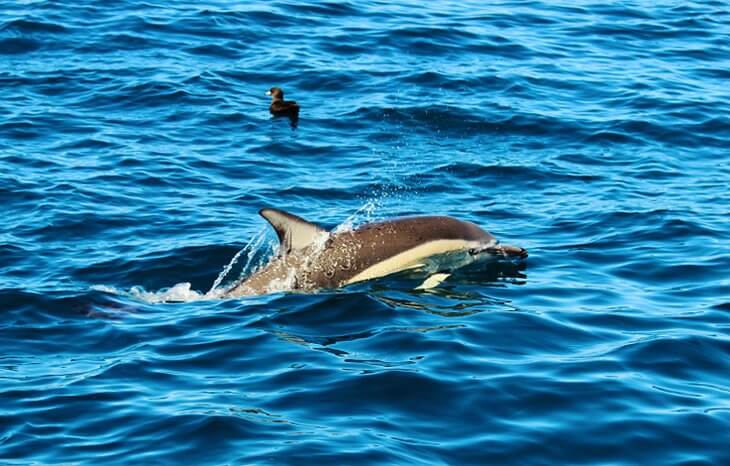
[225,208,527,297]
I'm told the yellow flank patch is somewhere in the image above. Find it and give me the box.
[344,239,471,285]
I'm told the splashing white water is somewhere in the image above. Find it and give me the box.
[91,283,207,304]
[208,248,246,294]
[235,230,278,284]
[208,226,268,295]
[263,267,299,295]
[333,199,377,234]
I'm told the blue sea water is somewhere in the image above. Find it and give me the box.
[1,0,729,464]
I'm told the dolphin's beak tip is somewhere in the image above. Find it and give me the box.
[501,244,528,259]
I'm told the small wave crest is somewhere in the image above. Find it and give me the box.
[91,283,207,304]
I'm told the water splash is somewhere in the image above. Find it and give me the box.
[207,226,268,296]
[333,199,377,234]
[91,283,206,304]
[208,248,247,294]
[239,228,274,279]
[263,266,299,295]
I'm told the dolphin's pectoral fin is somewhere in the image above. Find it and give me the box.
[260,208,328,254]
[416,273,451,290]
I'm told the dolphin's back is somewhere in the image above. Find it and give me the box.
[300,216,494,288]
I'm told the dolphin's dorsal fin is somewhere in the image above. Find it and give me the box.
[259,208,328,254]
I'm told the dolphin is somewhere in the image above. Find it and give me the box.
[225,208,527,297]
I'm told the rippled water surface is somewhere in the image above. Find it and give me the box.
[2,1,730,464]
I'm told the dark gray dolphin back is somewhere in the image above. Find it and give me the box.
[348,215,492,252]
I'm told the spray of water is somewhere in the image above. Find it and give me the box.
[91,283,206,304]
[236,227,272,283]
[333,199,377,234]
[206,226,267,296]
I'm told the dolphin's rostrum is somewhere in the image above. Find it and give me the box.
[225,208,527,297]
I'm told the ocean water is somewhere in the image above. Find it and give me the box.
[1,0,729,464]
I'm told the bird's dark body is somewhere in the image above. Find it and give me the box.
[266,87,300,118]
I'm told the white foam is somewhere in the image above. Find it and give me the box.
[92,282,207,304]
[264,267,298,294]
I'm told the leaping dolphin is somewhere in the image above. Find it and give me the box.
[225,208,527,297]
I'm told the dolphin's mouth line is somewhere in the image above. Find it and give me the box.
[469,243,528,259]
[468,246,500,256]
